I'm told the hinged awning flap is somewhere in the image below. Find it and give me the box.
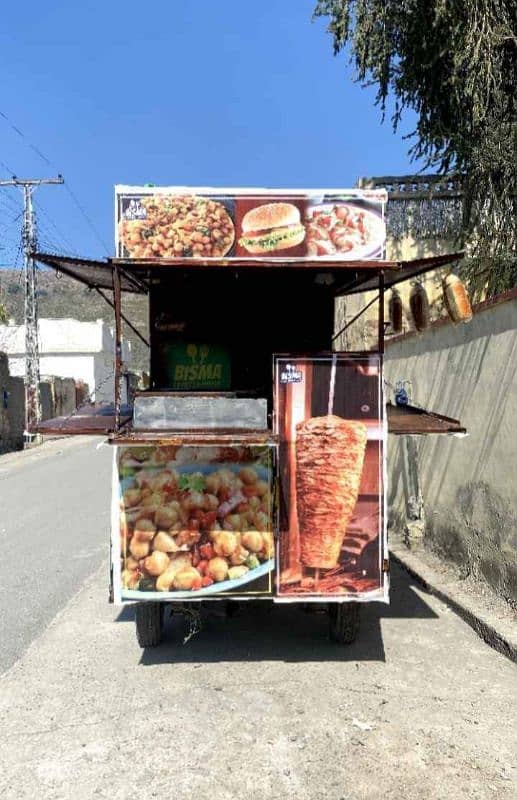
[32,404,132,436]
[33,401,466,437]
[387,402,466,435]
[34,253,146,294]
[35,250,463,298]
[335,252,464,295]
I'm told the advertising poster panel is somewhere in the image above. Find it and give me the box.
[274,354,387,602]
[112,444,275,603]
[115,186,387,262]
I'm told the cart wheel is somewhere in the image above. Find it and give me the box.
[328,603,360,644]
[135,602,164,648]
[225,601,240,618]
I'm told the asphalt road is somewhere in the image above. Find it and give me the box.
[0,437,112,673]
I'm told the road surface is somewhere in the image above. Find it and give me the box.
[0,437,112,673]
[0,440,516,799]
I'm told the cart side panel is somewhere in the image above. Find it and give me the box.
[111,442,276,604]
[274,353,388,603]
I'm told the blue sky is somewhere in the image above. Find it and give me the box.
[0,0,418,264]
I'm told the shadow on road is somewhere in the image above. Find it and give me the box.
[114,563,437,664]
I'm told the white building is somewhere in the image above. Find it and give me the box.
[0,318,131,404]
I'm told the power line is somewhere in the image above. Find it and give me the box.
[0,108,110,255]
[33,197,79,256]
[63,183,110,254]
[0,175,64,442]
[0,158,16,177]
[0,161,64,257]
[0,189,22,214]
[0,209,22,228]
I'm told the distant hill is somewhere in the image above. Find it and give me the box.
[0,268,149,373]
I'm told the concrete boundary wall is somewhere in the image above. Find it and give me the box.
[385,290,517,605]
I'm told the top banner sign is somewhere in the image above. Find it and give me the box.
[115,186,387,262]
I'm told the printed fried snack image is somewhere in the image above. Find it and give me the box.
[295,415,367,569]
[119,195,234,258]
[119,461,273,593]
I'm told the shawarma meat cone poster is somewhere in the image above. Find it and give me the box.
[274,355,388,601]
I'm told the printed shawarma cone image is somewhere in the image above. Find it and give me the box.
[296,415,368,569]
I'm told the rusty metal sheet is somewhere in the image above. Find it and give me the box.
[387,402,466,435]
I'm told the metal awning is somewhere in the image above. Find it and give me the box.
[33,404,132,436]
[112,256,403,270]
[32,401,466,437]
[334,252,464,295]
[34,253,147,294]
[387,402,466,435]
[35,250,464,297]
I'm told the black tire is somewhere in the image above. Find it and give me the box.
[328,602,360,644]
[225,601,240,617]
[135,602,164,648]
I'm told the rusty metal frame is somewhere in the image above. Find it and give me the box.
[117,265,150,294]
[111,256,403,271]
[331,270,386,350]
[93,286,149,348]
[378,271,385,353]
[331,292,380,343]
[113,263,122,432]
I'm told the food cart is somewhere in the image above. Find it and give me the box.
[34,186,466,647]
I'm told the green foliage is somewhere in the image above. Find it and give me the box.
[0,302,8,324]
[314,0,517,295]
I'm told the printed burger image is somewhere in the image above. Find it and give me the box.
[236,198,306,256]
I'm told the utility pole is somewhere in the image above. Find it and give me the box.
[0,175,64,444]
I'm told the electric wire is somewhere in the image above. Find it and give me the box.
[0,190,22,214]
[0,155,71,263]
[63,183,110,255]
[33,198,79,256]
[0,158,16,177]
[0,108,110,255]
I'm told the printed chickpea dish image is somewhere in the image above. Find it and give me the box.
[114,445,275,600]
[118,195,235,258]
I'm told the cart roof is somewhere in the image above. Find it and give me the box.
[34,250,464,296]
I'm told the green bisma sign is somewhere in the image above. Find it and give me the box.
[165,343,231,390]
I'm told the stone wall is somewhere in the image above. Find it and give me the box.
[385,290,517,606]
[0,353,25,452]
[41,375,77,419]
[0,353,78,453]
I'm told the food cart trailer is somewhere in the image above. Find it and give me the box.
[34,186,466,647]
